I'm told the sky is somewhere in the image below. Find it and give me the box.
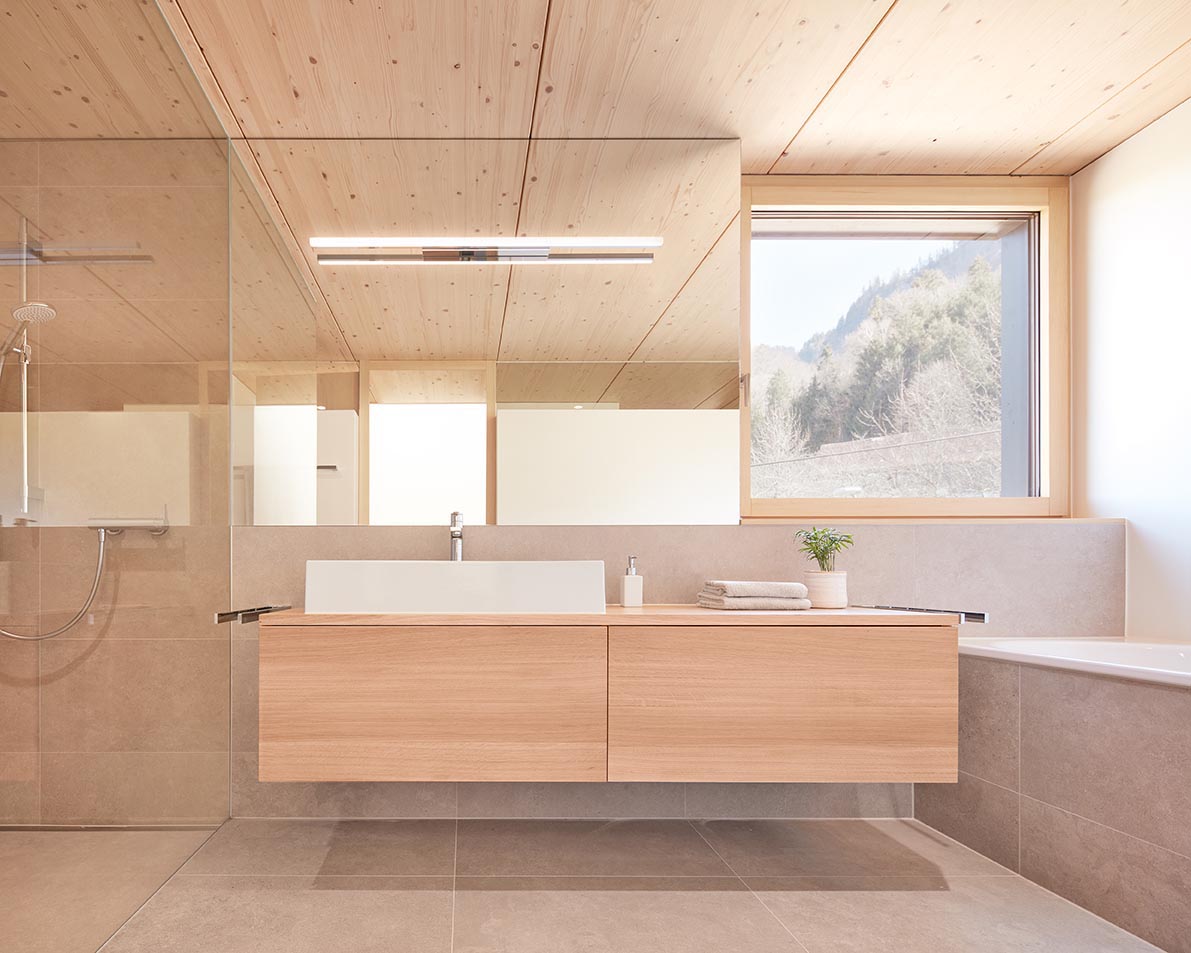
[750,238,954,350]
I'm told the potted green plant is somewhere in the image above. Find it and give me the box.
[794,527,854,608]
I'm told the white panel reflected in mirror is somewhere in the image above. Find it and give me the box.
[497,408,739,525]
[370,403,486,526]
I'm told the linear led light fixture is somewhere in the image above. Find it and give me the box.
[309,236,663,249]
[317,250,653,265]
[310,235,661,266]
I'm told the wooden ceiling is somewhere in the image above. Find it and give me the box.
[163,0,1191,175]
[4,0,1191,409]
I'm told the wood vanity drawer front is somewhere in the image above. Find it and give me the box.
[259,625,608,782]
[608,625,957,783]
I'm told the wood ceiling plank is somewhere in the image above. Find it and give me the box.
[498,139,739,363]
[175,0,548,137]
[774,0,1191,174]
[250,139,527,362]
[369,366,488,405]
[0,0,223,138]
[533,0,893,172]
[601,362,741,409]
[1016,41,1191,174]
[495,362,622,404]
[632,216,740,363]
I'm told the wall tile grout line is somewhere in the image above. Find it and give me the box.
[1017,663,1022,872]
[449,816,459,953]
[1017,792,1191,865]
[685,819,815,953]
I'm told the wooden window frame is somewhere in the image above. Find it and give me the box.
[739,175,1070,521]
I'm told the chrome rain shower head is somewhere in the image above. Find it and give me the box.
[11,301,56,324]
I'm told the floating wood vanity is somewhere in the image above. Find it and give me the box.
[258,606,958,784]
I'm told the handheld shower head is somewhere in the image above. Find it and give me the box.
[11,301,56,324]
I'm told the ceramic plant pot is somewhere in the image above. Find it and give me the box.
[805,570,848,609]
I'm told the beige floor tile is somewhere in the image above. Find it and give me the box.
[692,819,1011,877]
[748,874,1160,952]
[455,819,732,877]
[181,818,457,876]
[101,875,453,953]
[0,829,213,953]
[453,877,803,953]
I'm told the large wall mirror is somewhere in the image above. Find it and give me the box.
[232,139,741,525]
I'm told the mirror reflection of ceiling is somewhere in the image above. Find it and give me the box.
[250,138,740,366]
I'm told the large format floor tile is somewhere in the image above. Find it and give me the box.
[0,829,213,953]
[100,875,453,953]
[453,877,801,953]
[692,818,1011,877]
[748,874,1160,952]
[455,819,732,877]
[181,818,456,876]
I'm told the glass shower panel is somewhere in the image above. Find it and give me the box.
[0,139,232,825]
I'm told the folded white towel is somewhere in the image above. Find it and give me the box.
[703,580,809,599]
[697,592,812,611]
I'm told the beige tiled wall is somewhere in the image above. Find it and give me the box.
[0,526,230,825]
[915,656,1191,953]
[228,520,1124,820]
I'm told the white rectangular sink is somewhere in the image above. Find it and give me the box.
[304,560,607,614]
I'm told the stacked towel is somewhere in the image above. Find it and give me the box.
[703,580,808,599]
[697,580,811,611]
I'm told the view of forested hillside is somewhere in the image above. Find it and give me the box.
[751,241,1004,499]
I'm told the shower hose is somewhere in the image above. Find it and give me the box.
[0,527,107,641]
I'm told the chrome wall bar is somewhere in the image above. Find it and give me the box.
[854,604,989,624]
[215,605,292,625]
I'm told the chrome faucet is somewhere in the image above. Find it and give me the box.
[449,511,464,561]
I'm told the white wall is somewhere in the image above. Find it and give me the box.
[497,408,739,524]
[252,405,317,525]
[1072,98,1191,642]
[369,403,487,525]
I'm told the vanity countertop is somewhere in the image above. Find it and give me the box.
[260,605,958,627]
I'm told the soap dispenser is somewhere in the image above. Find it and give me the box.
[620,556,644,607]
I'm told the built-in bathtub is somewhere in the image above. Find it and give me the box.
[960,637,1191,688]
[920,636,1191,952]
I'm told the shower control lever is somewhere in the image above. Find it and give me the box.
[215,605,292,625]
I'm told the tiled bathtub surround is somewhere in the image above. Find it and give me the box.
[915,656,1191,953]
[229,521,1123,820]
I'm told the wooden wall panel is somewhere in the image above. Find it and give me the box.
[608,625,958,782]
[260,625,608,782]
